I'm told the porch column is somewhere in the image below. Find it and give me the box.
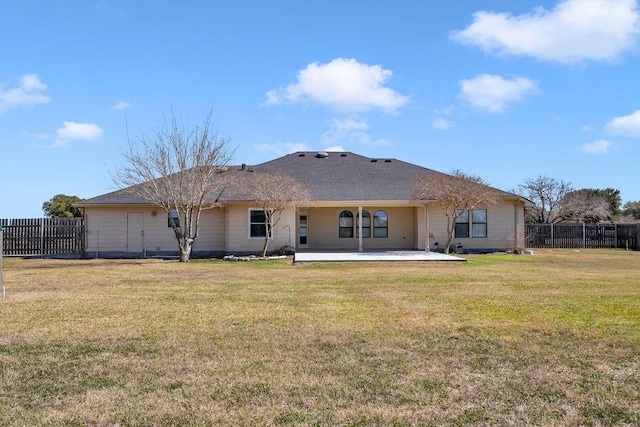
[425,205,430,252]
[358,206,363,252]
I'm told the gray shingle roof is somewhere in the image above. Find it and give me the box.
[243,151,438,201]
[78,151,517,206]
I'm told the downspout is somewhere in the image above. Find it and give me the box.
[358,206,363,252]
[425,205,430,252]
[225,207,229,253]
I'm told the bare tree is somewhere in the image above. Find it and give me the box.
[517,175,572,223]
[239,172,311,257]
[113,108,233,262]
[413,170,501,254]
[558,190,612,223]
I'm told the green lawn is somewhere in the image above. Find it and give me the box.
[0,250,638,426]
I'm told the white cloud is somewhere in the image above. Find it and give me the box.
[264,58,409,113]
[0,73,50,112]
[321,117,391,147]
[322,118,368,144]
[452,0,640,63]
[323,145,346,152]
[54,121,104,147]
[605,109,640,137]
[112,101,132,110]
[433,118,455,130]
[581,139,614,154]
[459,74,537,113]
[433,105,455,116]
[21,131,50,140]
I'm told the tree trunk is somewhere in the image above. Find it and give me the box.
[179,240,193,262]
[261,231,270,257]
[262,217,271,257]
[444,230,454,254]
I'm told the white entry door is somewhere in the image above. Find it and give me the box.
[298,212,308,249]
[127,212,145,254]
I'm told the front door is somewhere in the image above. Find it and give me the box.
[298,212,308,249]
[127,212,145,254]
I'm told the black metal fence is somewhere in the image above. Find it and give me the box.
[526,223,638,250]
[0,218,85,257]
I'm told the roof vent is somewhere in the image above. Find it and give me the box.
[340,153,347,157]
[384,159,391,163]
[370,159,378,162]
[316,151,329,158]
[298,153,306,157]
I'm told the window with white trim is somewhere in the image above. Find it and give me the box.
[455,209,488,238]
[249,209,271,238]
[454,210,469,238]
[339,210,354,238]
[373,210,388,238]
[168,210,180,228]
[472,209,487,238]
[356,210,371,238]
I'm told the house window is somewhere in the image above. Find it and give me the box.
[250,209,271,238]
[472,209,488,238]
[455,209,488,238]
[339,210,354,238]
[454,210,469,238]
[373,210,388,238]
[356,210,371,238]
[168,210,180,228]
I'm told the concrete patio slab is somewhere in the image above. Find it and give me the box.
[294,250,465,263]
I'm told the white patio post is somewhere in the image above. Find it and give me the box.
[358,206,363,252]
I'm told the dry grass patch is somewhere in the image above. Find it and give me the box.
[0,250,639,426]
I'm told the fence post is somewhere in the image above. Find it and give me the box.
[550,223,554,248]
[1,227,4,300]
[40,218,45,258]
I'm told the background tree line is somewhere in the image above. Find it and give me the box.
[516,175,640,224]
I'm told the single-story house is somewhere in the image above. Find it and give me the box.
[77,151,528,257]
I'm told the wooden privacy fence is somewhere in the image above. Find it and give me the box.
[526,223,639,250]
[0,218,85,257]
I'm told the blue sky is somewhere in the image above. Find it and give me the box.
[2,0,640,218]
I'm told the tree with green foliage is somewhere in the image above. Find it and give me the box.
[623,201,640,219]
[42,194,84,218]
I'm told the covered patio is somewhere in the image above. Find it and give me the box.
[293,250,465,263]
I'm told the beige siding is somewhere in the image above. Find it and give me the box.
[85,207,130,253]
[192,209,226,252]
[307,207,416,250]
[426,201,524,251]
[225,204,296,253]
[84,206,226,254]
[84,200,524,255]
